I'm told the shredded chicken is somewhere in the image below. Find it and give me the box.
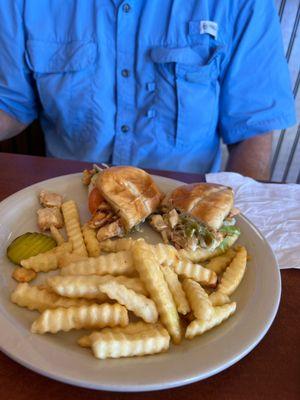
[186,236,199,251]
[83,164,121,238]
[96,202,113,212]
[167,208,179,229]
[150,207,223,252]
[85,192,125,240]
[149,214,168,231]
[170,231,187,250]
[96,220,124,242]
[88,199,117,229]
[39,190,63,208]
[37,207,64,231]
[161,230,169,244]
[89,211,117,229]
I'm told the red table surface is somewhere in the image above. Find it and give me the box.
[0,152,299,400]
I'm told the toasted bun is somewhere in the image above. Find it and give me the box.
[97,166,162,231]
[165,183,234,230]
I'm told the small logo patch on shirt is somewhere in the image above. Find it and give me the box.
[200,20,218,39]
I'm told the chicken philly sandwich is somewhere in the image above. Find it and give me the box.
[149,183,240,253]
[82,165,162,241]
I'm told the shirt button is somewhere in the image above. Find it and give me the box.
[121,125,129,133]
[121,69,130,78]
[122,3,131,13]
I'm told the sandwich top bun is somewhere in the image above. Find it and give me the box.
[97,166,162,231]
[164,183,234,230]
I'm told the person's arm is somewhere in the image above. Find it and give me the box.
[0,110,28,141]
[218,0,295,177]
[226,132,272,180]
[0,1,37,138]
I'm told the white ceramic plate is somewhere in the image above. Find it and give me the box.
[0,173,281,392]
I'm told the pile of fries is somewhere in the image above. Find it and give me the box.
[10,197,248,360]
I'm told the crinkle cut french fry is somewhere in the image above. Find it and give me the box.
[102,241,213,286]
[209,291,231,307]
[61,200,88,257]
[100,238,135,252]
[132,241,182,344]
[98,280,158,323]
[161,265,190,315]
[57,252,87,268]
[10,283,95,312]
[171,258,217,286]
[50,225,65,245]
[21,252,57,272]
[78,321,156,347]
[20,242,72,272]
[12,267,36,283]
[115,276,148,296]
[185,302,237,339]
[47,275,111,301]
[47,275,148,301]
[204,249,236,274]
[31,303,129,334]
[152,243,178,265]
[82,224,101,257]
[182,279,213,321]
[89,323,170,359]
[60,250,135,276]
[217,246,247,296]
[178,248,215,263]
[53,241,72,254]
[99,240,178,265]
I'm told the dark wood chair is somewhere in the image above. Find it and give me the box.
[0,120,45,157]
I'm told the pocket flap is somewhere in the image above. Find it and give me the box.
[182,65,218,83]
[26,40,98,73]
[176,46,224,82]
[150,47,203,64]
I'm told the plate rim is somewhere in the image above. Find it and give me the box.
[0,172,281,392]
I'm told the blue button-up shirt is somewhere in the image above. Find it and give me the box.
[0,0,296,173]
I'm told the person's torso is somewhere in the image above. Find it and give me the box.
[23,0,234,172]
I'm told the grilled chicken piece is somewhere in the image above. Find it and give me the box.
[12,267,37,283]
[167,209,179,229]
[228,208,240,218]
[149,214,168,231]
[82,169,95,185]
[37,207,64,231]
[82,164,109,186]
[96,220,124,242]
[39,190,63,208]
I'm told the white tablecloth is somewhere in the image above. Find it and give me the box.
[206,172,300,269]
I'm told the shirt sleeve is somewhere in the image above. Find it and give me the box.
[0,0,37,124]
[218,0,296,144]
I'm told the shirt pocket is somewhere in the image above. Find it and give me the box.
[25,40,98,141]
[150,44,223,148]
